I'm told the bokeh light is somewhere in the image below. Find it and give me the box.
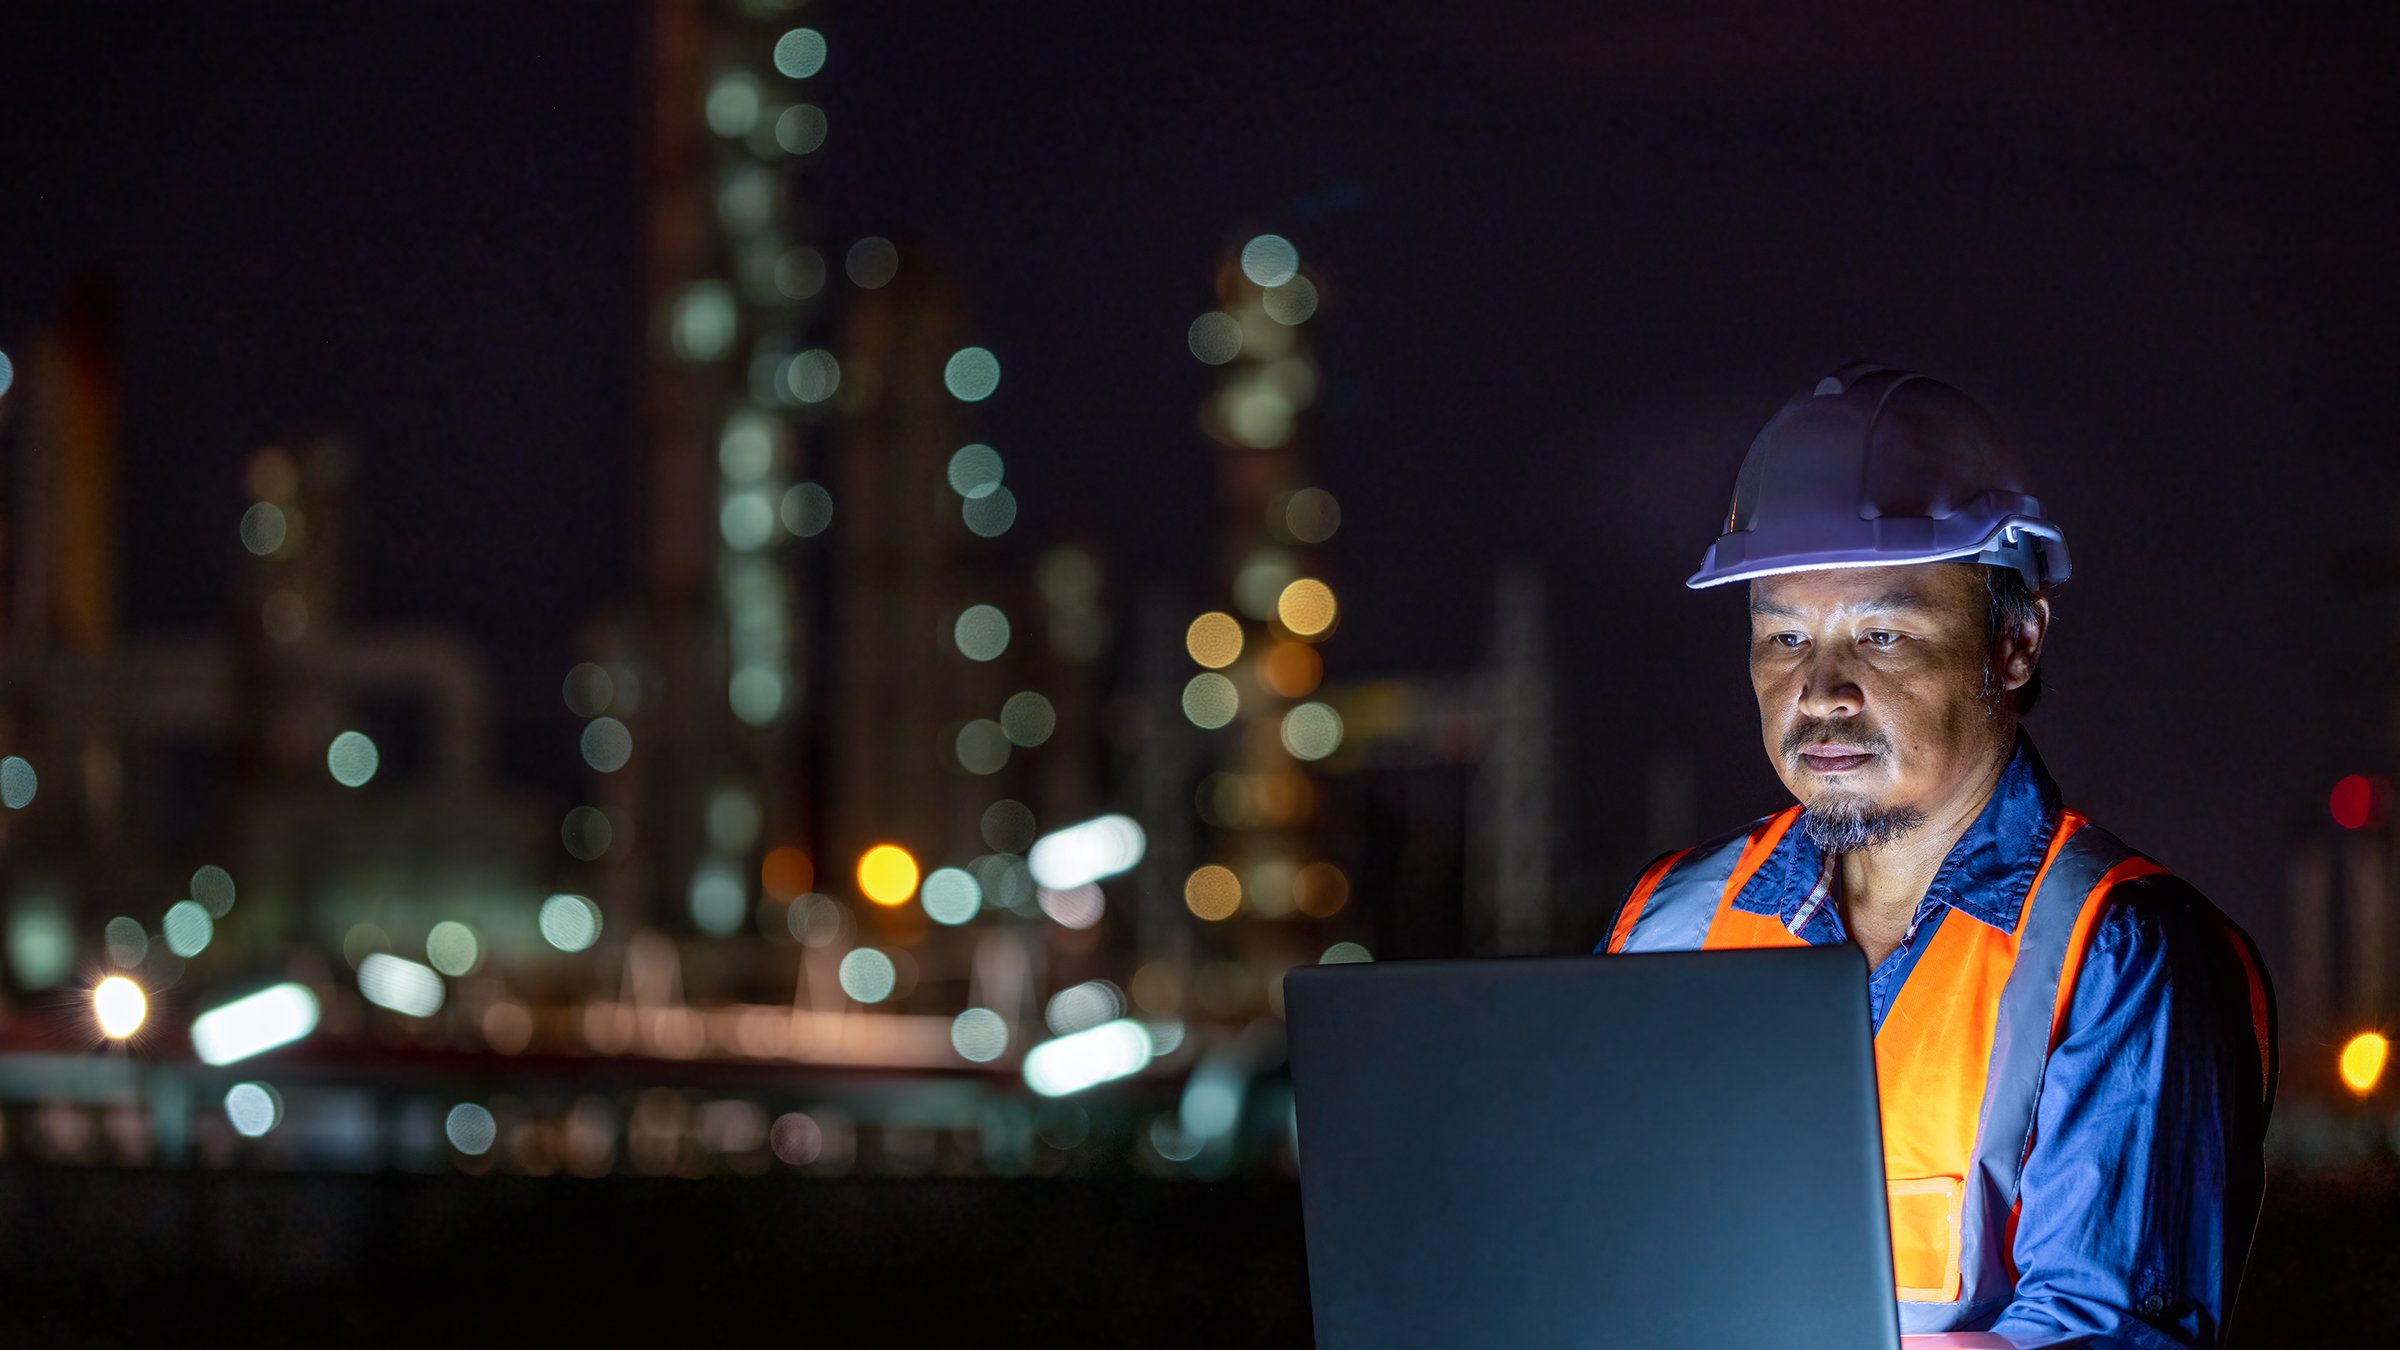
[1260,640,1322,698]
[720,488,779,550]
[445,1103,497,1155]
[2330,774,2385,830]
[857,844,921,906]
[1296,862,1350,917]
[784,349,841,403]
[192,984,320,1066]
[326,730,380,787]
[1276,578,1339,638]
[1263,275,1320,325]
[1047,980,1126,1035]
[104,916,148,967]
[776,244,827,298]
[426,921,479,977]
[838,947,898,1003]
[956,719,1011,775]
[953,604,1012,661]
[539,894,603,952]
[224,1082,282,1138]
[773,27,827,78]
[239,502,288,556]
[963,485,1017,537]
[1320,942,1373,964]
[1284,486,1341,542]
[1184,865,1241,921]
[1181,673,1239,729]
[1023,1020,1153,1098]
[580,717,634,773]
[191,864,237,917]
[1000,691,1056,747]
[163,901,214,958]
[562,805,614,861]
[781,481,834,537]
[981,800,1036,852]
[1281,701,1345,761]
[358,954,445,1017]
[762,846,813,902]
[947,443,1005,498]
[1240,234,1301,287]
[1185,612,1244,669]
[1233,548,1297,619]
[845,236,898,288]
[951,1008,1009,1063]
[563,662,615,717]
[690,862,747,935]
[2341,1031,2389,1095]
[93,975,147,1038]
[787,894,846,947]
[944,347,1002,402]
[775,104,829,155]
[921,867,982,925]
[1187,311,1242,364]
[0,756,36,810]
[1038,884,1105,930]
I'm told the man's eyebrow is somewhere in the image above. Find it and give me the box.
[1748,590,1930,620]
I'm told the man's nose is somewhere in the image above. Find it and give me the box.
[1795,646,1864,721]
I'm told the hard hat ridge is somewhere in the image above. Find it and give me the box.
[1688,362,2070,591]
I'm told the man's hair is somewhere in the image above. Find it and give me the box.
[1984,566,2044,715]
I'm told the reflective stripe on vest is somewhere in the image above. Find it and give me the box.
[1606,807,2152,1330]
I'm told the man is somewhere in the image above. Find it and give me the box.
[1602,365,2275,1348]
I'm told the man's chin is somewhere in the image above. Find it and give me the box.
[1797,790,1926,854]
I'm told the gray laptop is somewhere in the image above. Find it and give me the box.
[1286,945,1903,1350]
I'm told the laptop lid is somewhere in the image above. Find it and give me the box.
[1286,946,1899,1350]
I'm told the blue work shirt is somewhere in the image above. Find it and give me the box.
[1615,734,2266,1349]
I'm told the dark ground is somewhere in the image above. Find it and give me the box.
[0,1166,2389,1346]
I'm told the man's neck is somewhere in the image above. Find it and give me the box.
[1835,739,2014,942]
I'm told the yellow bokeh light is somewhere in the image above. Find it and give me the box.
[1185,611,1245,669]
[857,844,921,907]
[1276,578,1338,638]
[93,975,147,1039]
[1184,865,1242,921]
[2340,1031,2389,1096]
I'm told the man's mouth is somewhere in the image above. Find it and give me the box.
[1796,744,1876,774]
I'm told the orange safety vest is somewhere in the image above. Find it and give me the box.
[1606,806,2274,1331]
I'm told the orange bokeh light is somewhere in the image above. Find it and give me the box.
[762,846,813,902]
[1260,640,1322,698]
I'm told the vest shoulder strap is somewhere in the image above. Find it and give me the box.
[1608,809,1797,953]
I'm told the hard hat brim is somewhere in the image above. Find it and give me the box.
[1687,515,2070,591]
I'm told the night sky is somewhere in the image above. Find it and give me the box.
[5,3,2397,977]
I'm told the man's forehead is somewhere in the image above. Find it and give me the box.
[1747,563,1980,618]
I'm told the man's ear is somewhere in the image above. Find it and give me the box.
[1998,595,2050,691]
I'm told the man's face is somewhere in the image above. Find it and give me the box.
[1748,563,2022,850]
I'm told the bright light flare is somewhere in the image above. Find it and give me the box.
[2341,1031,2389,1096]
[1027,814,1146,890]
[93,976,147,1039]
[1023,1018,1154,1098]
[191,983,321,1065]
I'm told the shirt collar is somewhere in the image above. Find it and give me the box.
[1730,729,2063,933]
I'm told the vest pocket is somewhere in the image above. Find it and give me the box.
[1886,1174,1964,1302]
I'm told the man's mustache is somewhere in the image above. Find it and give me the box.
[1781,721,1892,759]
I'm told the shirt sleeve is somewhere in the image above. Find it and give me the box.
[1988,887,2253,1349]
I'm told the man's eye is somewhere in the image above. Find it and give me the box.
[1863,631,1898,648]
[1766,633,1805,649]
